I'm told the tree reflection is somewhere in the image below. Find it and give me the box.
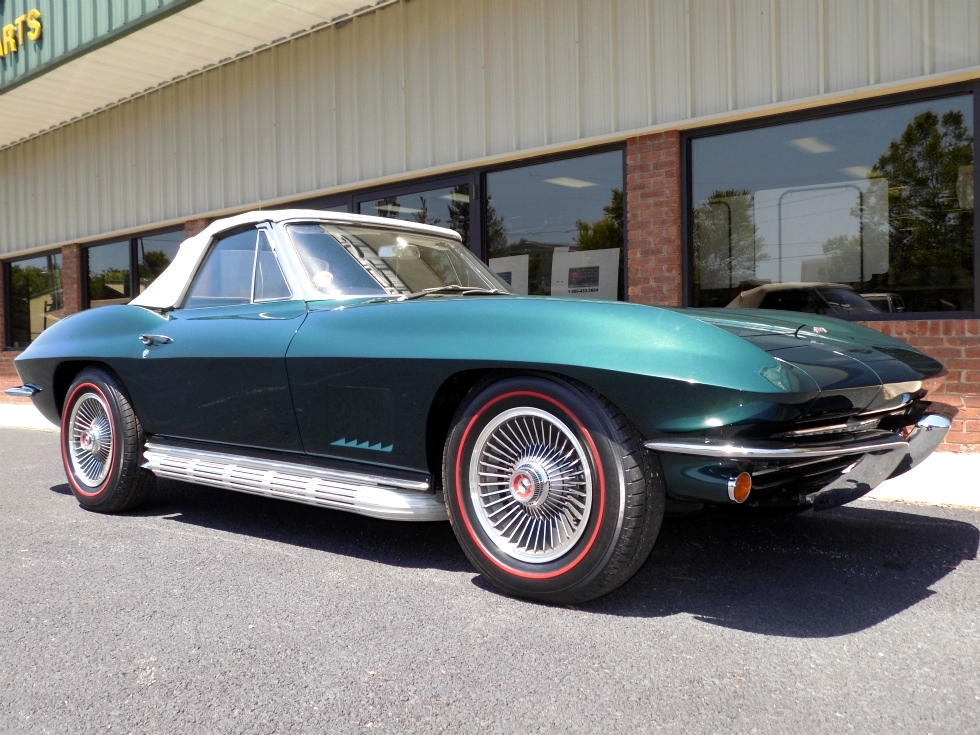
[859,109,974,311]
[693,189,768,306]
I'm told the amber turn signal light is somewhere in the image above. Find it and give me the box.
[728,472,752,503]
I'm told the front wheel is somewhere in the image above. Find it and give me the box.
[61,367,153,513]
[443,375,665,604]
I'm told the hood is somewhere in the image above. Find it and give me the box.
[681,307,945,415]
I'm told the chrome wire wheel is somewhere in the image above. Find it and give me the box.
[468,407,593,564]
[67,391,115,489]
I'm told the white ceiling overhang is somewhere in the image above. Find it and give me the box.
[0,0,398,150]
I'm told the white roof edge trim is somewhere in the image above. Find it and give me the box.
[130,208,463,310]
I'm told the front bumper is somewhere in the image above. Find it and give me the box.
[3,384,41,398]
[644,402,956,509]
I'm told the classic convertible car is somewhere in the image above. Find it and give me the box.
[7,210,956,604]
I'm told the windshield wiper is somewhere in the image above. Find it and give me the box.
[398,285,508,301]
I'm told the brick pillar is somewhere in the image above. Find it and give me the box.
[0,260,23,399]
[62,243,83,316]
[625,131,683,306]
[185,218,210,238]
[0,258,6,349]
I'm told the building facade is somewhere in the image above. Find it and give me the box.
[1,0,978,452]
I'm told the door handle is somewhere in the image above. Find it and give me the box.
[139,334,173,346]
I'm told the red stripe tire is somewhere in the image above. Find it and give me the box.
[443,375,665,604]
[61,367,153,513]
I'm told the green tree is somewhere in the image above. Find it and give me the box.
[692,189,767,304]
[574,188,624,252]
[861,109,974,310]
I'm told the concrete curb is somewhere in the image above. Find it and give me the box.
[1,401,977,509]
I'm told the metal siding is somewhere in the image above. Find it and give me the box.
[4,0,980,256]
[779,0,820,101]
[879,0,922,84]
[456,0,488,159]
[733,0,772,109]
[578,0,615,138]
[514,0,547,150]
[690,0,730,117]
[480,2,513,156]
[933,0,978,73]
[826,0,870,91]
[653,0,689,123]
[615,0,650,132]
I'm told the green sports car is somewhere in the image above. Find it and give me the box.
[6,210,956,604]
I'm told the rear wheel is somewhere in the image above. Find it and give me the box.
[443,375,665,604]
[61,367,153,513]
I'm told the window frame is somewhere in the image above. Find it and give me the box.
[82,224,185,310]
[181,224,293,311]
[682,82,980,320]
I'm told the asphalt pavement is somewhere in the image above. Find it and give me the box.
[2,400,976,509]
[1,425,978,735]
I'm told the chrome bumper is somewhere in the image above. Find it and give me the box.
[644,402,956,508]
[888,401,958,479]
[3,384,41,398]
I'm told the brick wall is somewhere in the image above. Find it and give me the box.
[185,218,210,238]
[0,254,21,402]
[61,243,83,317]
[860,319,980,454]
[625,132,682,307]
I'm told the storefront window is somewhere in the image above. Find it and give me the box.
[690,94,975,315]
[137,231,183,294]
[85,230,184,308]
[484,151,625,300]
[86,241,131,308]
[358,183,470,249]
[6,252,63,348]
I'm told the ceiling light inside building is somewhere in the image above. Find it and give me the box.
[544,176,596,188]
[375,204,422,214]
[787,137,837,154]
[440,192,470,203]
[842,165,872,178]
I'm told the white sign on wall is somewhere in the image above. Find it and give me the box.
[489,254,530,295]
[550,247,620,300]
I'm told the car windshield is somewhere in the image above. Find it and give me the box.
[815,287,880,315]
[286,223,514,297]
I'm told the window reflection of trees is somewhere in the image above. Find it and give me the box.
[693,190,768,306]
[693,104,974,313]
[8,256,63,347]
[862,109,973,312]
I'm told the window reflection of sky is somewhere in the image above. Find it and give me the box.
[691,95,973,206]
[487,151,623,246]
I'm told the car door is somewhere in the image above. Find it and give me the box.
[128,224,308,452]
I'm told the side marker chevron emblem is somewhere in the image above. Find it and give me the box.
[330,437,394,453]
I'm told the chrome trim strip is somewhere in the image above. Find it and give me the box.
[3,384,41,397]
[644,433,908,460]
[142,442,447,522]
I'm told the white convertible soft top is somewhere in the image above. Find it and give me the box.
[130,208,462,310]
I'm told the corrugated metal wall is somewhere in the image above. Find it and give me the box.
[3,0,980,255]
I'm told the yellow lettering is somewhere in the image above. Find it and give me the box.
[14,14,26,46]
[27,9,41,42]
[2,25,17,55]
